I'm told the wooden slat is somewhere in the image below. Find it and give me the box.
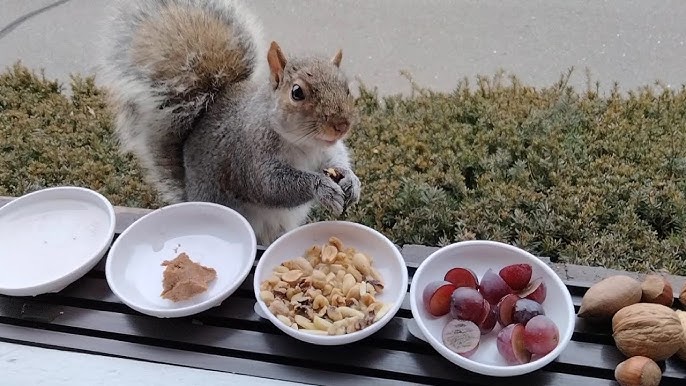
[0,297,618,386]
[28,275,686,382]
[0,324,413,386]
[42,275,614,342]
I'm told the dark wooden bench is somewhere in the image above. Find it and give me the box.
[0,198,684,385]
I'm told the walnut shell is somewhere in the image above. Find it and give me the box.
[614,356,662,386]
[679,281,686,308]
[578,275,642,319]
[677,310,686,362]
[612,303,684,361]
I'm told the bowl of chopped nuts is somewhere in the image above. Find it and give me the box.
[254,221,408,345]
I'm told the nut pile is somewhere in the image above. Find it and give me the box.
[578,274,686,386]
[259,236,391,336]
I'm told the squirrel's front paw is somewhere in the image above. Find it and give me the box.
[314,176,345,216]
[339,170,361,206]
[324,167,361,207]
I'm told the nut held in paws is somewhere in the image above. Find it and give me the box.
[324,168,343,183]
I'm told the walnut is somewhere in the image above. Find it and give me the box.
[612,303,684,361]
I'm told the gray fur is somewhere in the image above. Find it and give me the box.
[99,0,361,245]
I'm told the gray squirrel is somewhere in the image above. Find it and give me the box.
[99,0,361,245]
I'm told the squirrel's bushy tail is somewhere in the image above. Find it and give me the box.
[99,0,265,202]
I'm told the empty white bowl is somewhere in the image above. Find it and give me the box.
[106,202,257,318]
[253,221,408,345]
[409,240,575,377]
[0,186,116,296]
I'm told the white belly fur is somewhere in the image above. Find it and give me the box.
[242,202,313,246]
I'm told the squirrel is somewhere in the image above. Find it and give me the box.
[98,0,361,245]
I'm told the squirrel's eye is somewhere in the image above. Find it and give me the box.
[291,84,305,101]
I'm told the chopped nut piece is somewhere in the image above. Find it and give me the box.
[305,245,322,259]
[361,293,375,307]
[347,265,363,282]
[322,245,338,263]
[324,168,344,183]
[329,236,344,251]
[352,253,371,276]
[277,315,292,326]
[286,287,299,300]
[368,279,384,293]
[281,269,303,283]
[313,294,330,310]
[345,298,360,308]
[331,293,347,307]
[342,274,356,295]
[339,306,365,319]
[260,290,275,304]
[327,306,343,321]
[314,315,334,331]
[294,314,316,330]
[268,299,290,317]
[346,283,362,300]
[259,237,392,336]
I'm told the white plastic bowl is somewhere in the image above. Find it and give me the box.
[106,202,257,318]
[409,240,575,377]
[0,186,116,296]
[253,221,408,345]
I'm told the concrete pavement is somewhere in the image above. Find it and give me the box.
[1,0,685,95]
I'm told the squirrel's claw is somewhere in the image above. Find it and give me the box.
[314,175,345,216]
[337,168,360,202]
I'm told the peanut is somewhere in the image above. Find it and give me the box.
[259,237,393,336]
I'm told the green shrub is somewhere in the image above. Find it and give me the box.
[0,63,161,208]
[2,63,686,275]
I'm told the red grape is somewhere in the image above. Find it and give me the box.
[519,277,547,304]
[499,263,532,291]
[478,301,498,334]
[449,287,488,324]
[444,267,479,289]
[442,319,481,357]
[523,315,559,356]
[423,280,457,317]
[512,298,545,325]
[479,268,514,305]
[496,293,519,327]
[496,323,531,365]
[432,263,557,365]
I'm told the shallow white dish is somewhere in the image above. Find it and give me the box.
[0,186,116,296]
[253,221,408,345]
[409,240,575,377]
[106,202,256,318]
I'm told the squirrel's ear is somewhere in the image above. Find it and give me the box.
[268,41,287,89]
[332,49,343,67]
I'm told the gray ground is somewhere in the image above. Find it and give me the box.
[1,0,685,95]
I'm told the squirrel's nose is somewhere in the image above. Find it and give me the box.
[333,119,349,134]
